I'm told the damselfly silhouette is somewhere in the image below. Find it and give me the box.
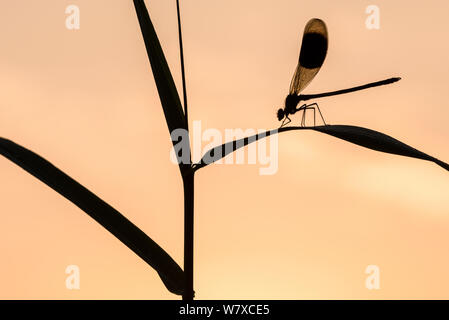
[277,18,401,127]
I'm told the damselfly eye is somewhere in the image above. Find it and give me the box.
[277,108,284,121]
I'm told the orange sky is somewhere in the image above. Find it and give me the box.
[0,0,449,299]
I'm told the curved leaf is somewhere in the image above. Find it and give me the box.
[194,129,279,170]
[194,125,449,172]
[0,137,184,295]
[133,0,190,172]
[312,125,449,171]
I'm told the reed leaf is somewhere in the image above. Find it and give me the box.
[194,125,449,172]
[133,0,190,172]
[0,137,184,295]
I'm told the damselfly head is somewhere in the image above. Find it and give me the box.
[277,108,285,121]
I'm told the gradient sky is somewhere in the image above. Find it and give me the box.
[1,0,449,299]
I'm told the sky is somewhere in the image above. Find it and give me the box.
[0,0,449,299]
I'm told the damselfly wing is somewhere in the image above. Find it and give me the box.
[289,18,328,95]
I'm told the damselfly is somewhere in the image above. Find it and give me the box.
[277,18,401,127]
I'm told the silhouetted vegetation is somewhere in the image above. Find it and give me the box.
[0,0,447,300]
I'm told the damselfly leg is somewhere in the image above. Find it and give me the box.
[298,103,327,127]
[280,116,291,128]
[307,103,327,126]
[300,106,316,126]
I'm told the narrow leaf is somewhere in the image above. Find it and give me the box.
[133,0,190,171]
[0,137,184,295]
[311,125,449,171]
[194,129,279,170]
[194,125,449,172]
